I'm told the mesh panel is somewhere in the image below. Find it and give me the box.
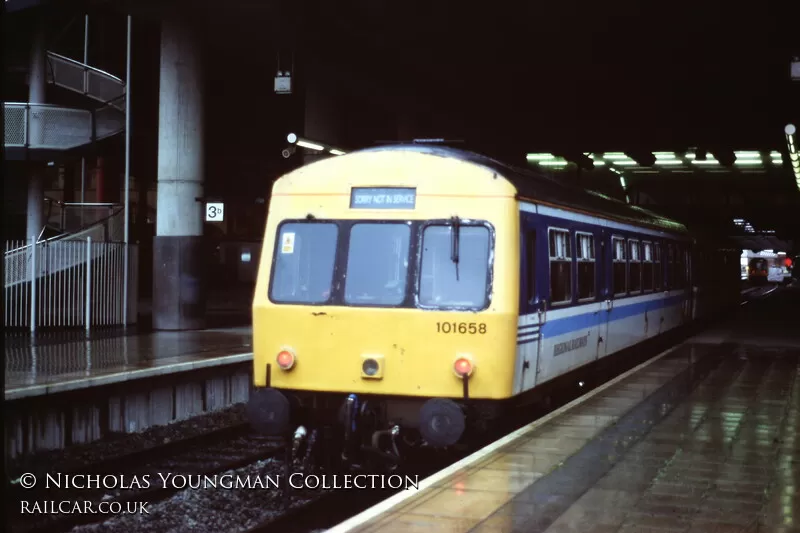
[87,71,125,103]
[31,105,92,149]
[50,55,85,93]
[94,106,125,139]
[4,105,27,146]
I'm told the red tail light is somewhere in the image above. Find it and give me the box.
[276,350,296,370]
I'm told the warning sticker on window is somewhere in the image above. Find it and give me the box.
[281,232,295,254]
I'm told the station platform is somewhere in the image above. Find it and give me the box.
[4,326,253,400]
[331,286,799,533]
[5,326,255,457]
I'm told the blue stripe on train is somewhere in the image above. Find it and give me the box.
[516,294,686,342]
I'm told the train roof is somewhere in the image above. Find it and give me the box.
[358,144,690,236]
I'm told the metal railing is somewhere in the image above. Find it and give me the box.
[44,201,123,236]
[46,51,126,112]
[4,101,124,150]
[4,239,138,331]
[5,206,125,289]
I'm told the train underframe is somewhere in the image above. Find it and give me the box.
[248,387,507,471]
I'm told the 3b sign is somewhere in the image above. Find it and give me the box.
[206,203,224,222]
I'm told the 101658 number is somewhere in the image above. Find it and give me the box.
[436,322,487,334]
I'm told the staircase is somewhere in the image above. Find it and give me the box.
[4,51,126,156]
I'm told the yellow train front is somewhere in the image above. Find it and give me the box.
[249,145,520,464]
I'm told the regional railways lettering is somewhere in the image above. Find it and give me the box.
[553,333,590,356]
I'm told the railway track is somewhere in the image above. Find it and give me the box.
[8,423,284,533]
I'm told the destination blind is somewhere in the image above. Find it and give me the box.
[350,187,416,209]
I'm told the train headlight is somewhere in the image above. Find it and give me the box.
[362,359,379,376]
[276,349,296,371]
[360,354,384,379]
[453,356,474,378]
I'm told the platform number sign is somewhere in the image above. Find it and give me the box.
[206,202,224,222]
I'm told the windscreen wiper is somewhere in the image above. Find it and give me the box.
[450,216,460,281]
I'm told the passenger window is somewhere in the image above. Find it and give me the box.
[612,236,627,296]
[345,223,411,306]
[653,242,662,291]
[419,224,490,309]
[526,231,536,305]
[270,222,338,304]
[642,242,654,292]
[629,240,641,294]
[666,244,674,289]
[548,229,572,305]
[674,246,687,289]
[576,232,595,301]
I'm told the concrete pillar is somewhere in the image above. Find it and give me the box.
[152,16,206,330]
[26,18,47,240]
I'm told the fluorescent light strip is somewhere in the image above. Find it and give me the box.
[526,153,554,160]
[654,153,677,159]
[603,153,629,160]
[593,161,606,166]
[734,160,762,165]
[691,160,720,165]
[654,160,683,165]
[297,140,324,151]
[330,149,346,155]
[734,151,760,157]
[613,161,637,165]
[538,161,568,166]
[769,151,781,158]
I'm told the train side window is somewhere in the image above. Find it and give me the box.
[642,242,654,292]
[653,242,662,291]
[576,232,595,301]
[629,240,642,294]
[666,244,675,289]
[270,222,338,304]
[526,231,537,305]
[548,228,572,305]
[612,236,627,296]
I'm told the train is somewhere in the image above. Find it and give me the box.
[248,143,741,466]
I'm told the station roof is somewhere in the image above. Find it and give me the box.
[362,143,689,236]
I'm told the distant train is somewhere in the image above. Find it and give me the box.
[248,144,741,465]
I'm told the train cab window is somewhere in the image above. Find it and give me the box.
[419,224,490,309]
[270,222,338,304]
[345,223,411,306]
[612,236,627,296]
[653,242,662,291]
[642,242,654,292]
[548,228,572,305]
[576,232,595,301]
[629,240,642,294]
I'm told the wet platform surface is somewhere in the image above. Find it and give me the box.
[332,286,800,533]
[5,327,253,399]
